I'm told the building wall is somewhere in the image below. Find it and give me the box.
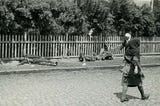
[134,0,152,6]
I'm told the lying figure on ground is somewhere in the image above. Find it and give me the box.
[79,45,113,62]
[0,59,3,64]
[18,55,58,66]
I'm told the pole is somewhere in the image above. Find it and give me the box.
[150,0,154,12]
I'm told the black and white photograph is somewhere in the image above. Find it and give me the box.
[0,0,160,106]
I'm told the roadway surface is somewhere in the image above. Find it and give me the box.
[0,67,160,106]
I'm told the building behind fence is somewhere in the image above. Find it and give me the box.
[0,34,160,59]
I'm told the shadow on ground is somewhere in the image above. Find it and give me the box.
[114,92,140,100]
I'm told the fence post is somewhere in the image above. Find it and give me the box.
[153,35,156,53]
[65,33,68,57]
[24,32,27,57]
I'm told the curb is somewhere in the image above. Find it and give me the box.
[0,63,160,75]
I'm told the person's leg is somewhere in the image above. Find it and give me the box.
[120,56,130,102]
[138,85,149,100]
[121,84,129,102]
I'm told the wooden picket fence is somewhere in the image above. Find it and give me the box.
[0,34,160,59]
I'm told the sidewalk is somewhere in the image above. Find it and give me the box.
[0,56,160,75]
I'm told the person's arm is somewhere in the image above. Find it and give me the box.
[120,40,126,50]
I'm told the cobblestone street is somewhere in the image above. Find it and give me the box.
[0,67,160,106]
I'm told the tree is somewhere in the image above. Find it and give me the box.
[76,0,113,35]
[0,0,157,36]
[0,0,33,34]
[130,4,155,37]
[108,0,156,37]
[109,0,134,35]
[0,5,15,34]
[153,0,160,36]
[14,7,32,34]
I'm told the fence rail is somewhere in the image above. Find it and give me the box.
[0,34,160,59]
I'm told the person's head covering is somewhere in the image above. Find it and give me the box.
[125,33,131,41]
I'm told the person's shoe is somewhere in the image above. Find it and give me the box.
[141,94,150,100]
[121,98,129,102]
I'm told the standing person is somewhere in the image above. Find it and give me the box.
[119,33,149,102]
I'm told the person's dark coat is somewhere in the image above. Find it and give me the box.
[121,38,140,57]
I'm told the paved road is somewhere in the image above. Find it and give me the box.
[0,67,160,106]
